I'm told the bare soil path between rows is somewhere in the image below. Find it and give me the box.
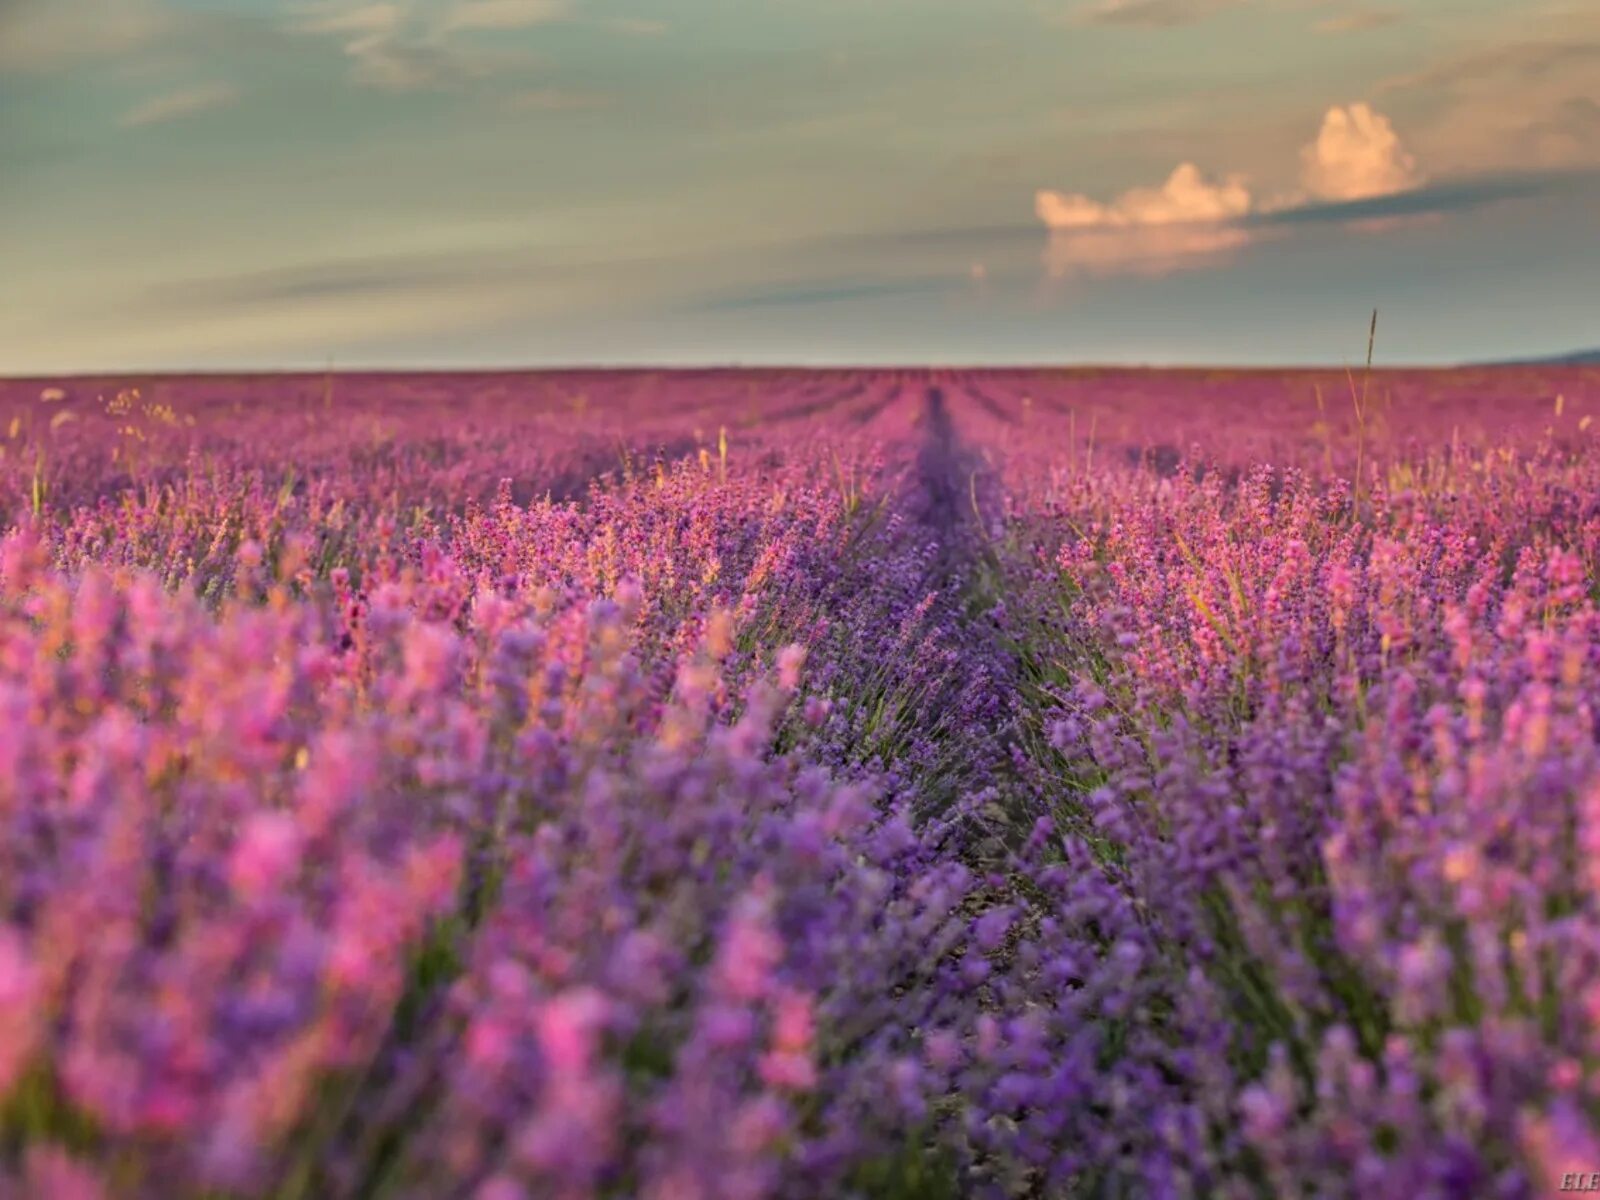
[891,380,1031,834]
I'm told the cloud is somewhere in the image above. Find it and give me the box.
[149,253,533,308]
[1042,224,1254,278]
[1071,0,1404,33]
[696,278,952,312]
[1297,102,1423,201]
[1313,8,1398,34]
[145,238,695,313]
[1075,0,1241,27]
[1035,163,1255,277]
[1037,163,1253,229]
[1377,31,1600,172]
[442,0,568,32]
[1528,97,1600,155]
[506,87,612,111]
[0,0,174,72]
[1383,39,1600,94]
[91,284,531,366]
[118,83,240,128]
[291,1,551,90]
[1036,102,1425,277]
[292,4,442,91]
[609,17,668,36]
[296,2,402,36]
[1249,170,1589,227]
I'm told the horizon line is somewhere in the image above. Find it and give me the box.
[4,358,1592,381]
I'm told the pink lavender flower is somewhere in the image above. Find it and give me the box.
[227,812,304,903]
[0,929,40,1093]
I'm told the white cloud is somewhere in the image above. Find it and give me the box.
[1298,102,1423,200]
[119,83,240,128]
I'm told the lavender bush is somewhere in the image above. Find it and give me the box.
[2,366,1599,1197]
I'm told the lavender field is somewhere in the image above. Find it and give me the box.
[5,365,1600,1199]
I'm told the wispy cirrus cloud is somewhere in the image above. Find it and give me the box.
[0,0,175,72]
[295,2,401,38]
[1313,8,1397,34]
[695,277,953,313]
[1069,0,1402,33]
[505,87,612,111]
[1074,0,1242,27]
[608,17,668,37]
[1376,30,1600,172]
[1249,169,1595,227]
[290,0,565,90]
[442,0,569,32]
[291,4,452,91]
[119,83,240,128]
[1036,102,1424,277]
[145,250,558,309]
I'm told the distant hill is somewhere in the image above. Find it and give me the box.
[1484,348,1600,366]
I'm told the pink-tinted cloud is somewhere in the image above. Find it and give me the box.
[1035,163,1254,278]
[1036,103,1425,277]
[969,261,990,300]
[1298,102,1423,201]
[1037,162,1252,229]
[1041,223,1254,279]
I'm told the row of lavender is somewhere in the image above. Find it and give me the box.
[0,370,911,514]
[3,367,1600,1197]
[978,370,1600,1197]
[0,373,1033,1200]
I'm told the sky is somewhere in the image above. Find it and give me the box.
[1,0,1598,371]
